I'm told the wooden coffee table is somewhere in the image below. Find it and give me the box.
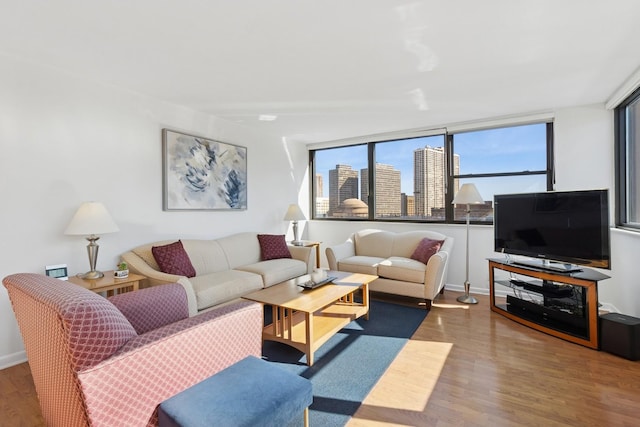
[243,270,377,366]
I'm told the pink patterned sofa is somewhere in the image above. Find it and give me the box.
[3,273,263,427]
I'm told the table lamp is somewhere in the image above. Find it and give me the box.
[283,204,306,246]
[65,201,119,279]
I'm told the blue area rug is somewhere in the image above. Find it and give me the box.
[262,300,428,427]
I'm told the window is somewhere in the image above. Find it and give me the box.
[451,123,552,222]
[312,144,368,219]
[374,135,445,220]
[615,88,640,229]
[311,121,553,223]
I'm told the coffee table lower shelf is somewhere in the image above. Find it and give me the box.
[243,271,376,366]
[265,302,368,366]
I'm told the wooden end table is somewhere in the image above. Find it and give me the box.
[68,270,145,297]
[243,270,377,366]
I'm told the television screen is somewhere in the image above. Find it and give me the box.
[494,189,610,270]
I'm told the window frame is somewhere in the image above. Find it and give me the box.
[614,86,640,231]
[310,121,554,224]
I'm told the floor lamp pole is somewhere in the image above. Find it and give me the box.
[457,205,478,304]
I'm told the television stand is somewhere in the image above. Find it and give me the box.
[488,258,610,349]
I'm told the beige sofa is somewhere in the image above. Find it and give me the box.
[326,229,453,308]
[122,232,315,316]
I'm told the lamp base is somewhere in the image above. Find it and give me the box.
[457,280,478,304]
[292,240,304,246]
[456,294,478,304]
[79,270,105,280]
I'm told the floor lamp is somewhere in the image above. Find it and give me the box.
[452,183,484,304]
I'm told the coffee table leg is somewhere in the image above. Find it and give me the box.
[362,283,369,320]
[305,312,314,366]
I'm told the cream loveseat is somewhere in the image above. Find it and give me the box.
[122,232,315,316]
[326,229,453,308]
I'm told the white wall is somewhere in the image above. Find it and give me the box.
[0,56,308,368]
[307,104,640,318]
[2,55,639,368]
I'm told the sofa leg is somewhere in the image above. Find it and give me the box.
[439,286,445,295]
[425,299,432,310]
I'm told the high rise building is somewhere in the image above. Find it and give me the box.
[401,193,415,217]
[328,164,359,215]
[315,174,324,197]
[315,197,329,217]
[361,163,401,217]
[414,146,459,217]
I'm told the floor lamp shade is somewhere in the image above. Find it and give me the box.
[452,183,484,205]
[283,204,306,246]
[65,202,119,279]
[452,183,484,304]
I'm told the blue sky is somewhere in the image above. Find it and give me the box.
[314,123,548,201]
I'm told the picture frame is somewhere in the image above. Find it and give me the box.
[162,129,247,211]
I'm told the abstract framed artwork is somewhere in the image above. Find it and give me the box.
[162,129,247,210]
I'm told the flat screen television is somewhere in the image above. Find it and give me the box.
[493,189,610,271]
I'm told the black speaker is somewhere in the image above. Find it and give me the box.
[599,313,640,361]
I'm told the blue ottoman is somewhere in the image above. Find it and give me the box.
[158,356,313,427]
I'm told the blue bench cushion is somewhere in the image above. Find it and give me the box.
[159,356,313,427]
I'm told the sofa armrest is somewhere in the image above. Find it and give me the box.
[423,251,448,300]
[108,283,189,334]
[121,251,183,286]
[288,245,314,274]
[77,300,263,427]
[121,251,199,316]
[325,240,355,270]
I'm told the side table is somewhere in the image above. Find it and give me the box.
[68,270,145,297]
[299,241,322,268]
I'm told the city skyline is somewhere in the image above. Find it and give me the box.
[313,123,548,205]
[322,146,458,219]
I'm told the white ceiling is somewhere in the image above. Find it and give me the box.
[3,0,640,144]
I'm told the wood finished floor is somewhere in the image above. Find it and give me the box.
[2,291,640,426]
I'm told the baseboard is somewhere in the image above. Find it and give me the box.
[445,284,490,296]
[0,350,27,370]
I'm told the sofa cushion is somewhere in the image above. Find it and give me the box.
[189,270,263,310]
[354,230,395,258]
[236,258,307,287]
[377,256,426,284]
[217,232,262,269]
[257,234,292,260]
[410,237,444,265]
[337,256,384,276]
[181,240,230,275]
[152,240,196,278]
[108,283,189,334]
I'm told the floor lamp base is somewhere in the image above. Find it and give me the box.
[456,294,478,304]
[457,280,478,304]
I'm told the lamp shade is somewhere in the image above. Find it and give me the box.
[283,204,306,221]
[452,183,484,205]
[64,202,119,235]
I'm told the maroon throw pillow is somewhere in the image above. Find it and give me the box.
[151,240,196,278]
[410,237,444,265]
[257,234,292,260]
